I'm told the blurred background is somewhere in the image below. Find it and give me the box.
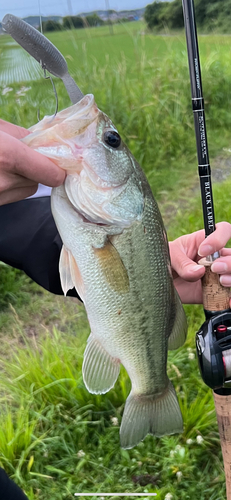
[0,1,230,498]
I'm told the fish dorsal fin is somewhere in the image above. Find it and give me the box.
[93,240,129,294]
[82,333,120,394]
[59,245,85,300]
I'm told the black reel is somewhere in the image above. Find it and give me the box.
[196,311,231,390]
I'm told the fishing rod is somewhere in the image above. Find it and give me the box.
[182,0,231,497]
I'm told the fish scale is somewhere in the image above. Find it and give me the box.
[107,196,172,391]
[22,92,187,449]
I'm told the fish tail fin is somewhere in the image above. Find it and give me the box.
[120,379,183,449]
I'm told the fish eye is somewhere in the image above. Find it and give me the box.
[104,130,121,148]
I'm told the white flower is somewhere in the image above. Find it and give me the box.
[2,87,13,95]
[111,416,119,426]
[176,471,182,481]
[196,435,204,444]
[15,86,31,97]
[188,352,195,360]
[21,86,31,92]
[77,449,85,458]
[170,450,175,458]
[164,493,173,500]
[186,438,193,445]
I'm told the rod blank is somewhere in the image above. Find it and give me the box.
[182,0,216,238]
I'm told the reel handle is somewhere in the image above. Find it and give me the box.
[198,257,231,498]
[213,391,231,499]
[199,257,230,315]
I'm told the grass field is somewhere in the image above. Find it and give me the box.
[1,21,231,500]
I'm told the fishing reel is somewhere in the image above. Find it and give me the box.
[196,311,231,390]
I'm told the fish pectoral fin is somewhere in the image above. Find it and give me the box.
[59,245,85,300]
[168,289,187,350]
[93,240,129,294]
[82,333,120,394]
[59,245,74,296]
[120,380,183,449]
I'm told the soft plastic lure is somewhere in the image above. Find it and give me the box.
[2,13,83,104]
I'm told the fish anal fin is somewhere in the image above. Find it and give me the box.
[120,380,183,449]
[82,334,120,394]
[59,245,74,296]
[168,290,187,350]
[93,240,129,294]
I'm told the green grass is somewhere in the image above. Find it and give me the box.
[0,304,226,500]
[0,295,226,500]
[1,23,231,499]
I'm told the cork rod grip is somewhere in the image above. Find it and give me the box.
[214,391,231,499]
[199,258,230,313]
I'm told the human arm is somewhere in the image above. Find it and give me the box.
[0,195,79,298]
[169,222,231,304]
[0,119,78,296]
[0,466,29,500]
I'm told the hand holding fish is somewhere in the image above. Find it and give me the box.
[169,221,231,305]
[0,119,65,206]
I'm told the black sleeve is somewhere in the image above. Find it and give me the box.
[0,197,79,299]
[0,467,29,500]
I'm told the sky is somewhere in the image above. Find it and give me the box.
[0,0,148,21]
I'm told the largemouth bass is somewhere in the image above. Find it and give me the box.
[22,94,187,449]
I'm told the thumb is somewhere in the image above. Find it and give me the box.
[169,241,205,282]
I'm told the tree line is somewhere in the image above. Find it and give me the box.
[42,14,104,32]
[42,12,134,32]
[144,0,231,32]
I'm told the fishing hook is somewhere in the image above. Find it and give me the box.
[37,66,58,122]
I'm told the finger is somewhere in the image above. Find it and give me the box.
[211,256,231,275]
[169,240,205,282]
[174,277,203,304]
[220,275,231,287]
[171,230,205,261]
[220,248,231,257]
[0,119,29,139]
[1,132,66,187]
[198,222,231,257]
[0,185,38,206]
[0,172,36,192]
